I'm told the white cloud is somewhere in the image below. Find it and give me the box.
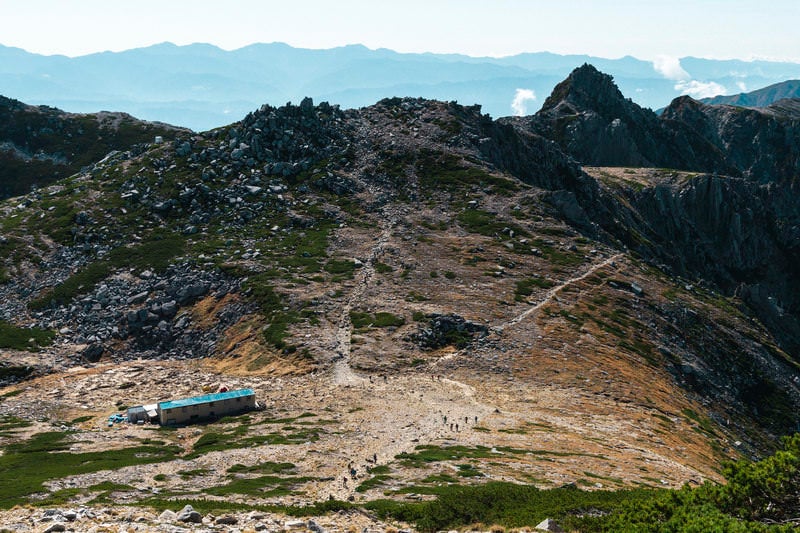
[675,80,727,99]
[511,88,536,116]
[653,55,690,81]
[654,55,728,99]
[736,81,747,92]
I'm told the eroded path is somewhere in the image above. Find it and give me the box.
[331,221,394,386]
[433,253,623,367]
[504,253,623,328]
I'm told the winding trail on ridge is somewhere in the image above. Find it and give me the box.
[433,253,624,367]
[324,211,624,500]
[504,253,624,328]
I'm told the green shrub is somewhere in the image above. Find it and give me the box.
[374,435,800,532]
[28,262,111,310]
[457,210,528,239]
[356,474,392,493]
[374,262,394,273]
[324,259,356,276]
[514,277,555,302]
[228,462,296,474]
[0,321,54,350]
[350,311,404,329]
[415,151,519,195]
[373,312,405,327]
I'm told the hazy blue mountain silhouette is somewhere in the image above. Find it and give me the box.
[701,79,800,107]
[2,42,799,130]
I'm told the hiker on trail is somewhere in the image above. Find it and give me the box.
[475,415,478,423]
[450,423,453,431]
[342,477,348,487]
[443,415,447,424]
[373,453,377,463]
[456,423,459,431]
[465,416,468,424]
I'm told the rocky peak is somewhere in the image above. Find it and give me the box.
[539,63,633,119]
[226,97,352,172]
[514,64,671,168]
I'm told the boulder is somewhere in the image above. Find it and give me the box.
[307,519,325,532]
[413,313,488,350]
[81,343,104,363]
[176,282,210,304]
[535,518,564,532]
[176,504,202,523]
[158,509,177,522]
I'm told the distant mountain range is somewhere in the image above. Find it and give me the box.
[3,42,800,130]
[700,79,800,107]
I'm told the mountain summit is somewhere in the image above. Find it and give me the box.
[539,63,630,117]
[510,64,701,168]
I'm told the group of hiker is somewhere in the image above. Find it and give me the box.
[342,452,379,487]
[443,413,478,432]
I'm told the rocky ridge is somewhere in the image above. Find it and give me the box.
[0,85,798,434]
[0,95,188,200]
[0,67,799,528]
[505,64,800,359]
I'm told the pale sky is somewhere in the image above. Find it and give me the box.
[1,0,798,61]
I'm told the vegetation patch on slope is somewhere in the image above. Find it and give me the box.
[0,321,55,350]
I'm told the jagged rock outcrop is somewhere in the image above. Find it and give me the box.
[413,313,488,350]
[661,96,800,183]
[621,174,800,355]
[498,65,800,357]
[516,64,800,184]
[198,97,354,177]
[504,64,732,173]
